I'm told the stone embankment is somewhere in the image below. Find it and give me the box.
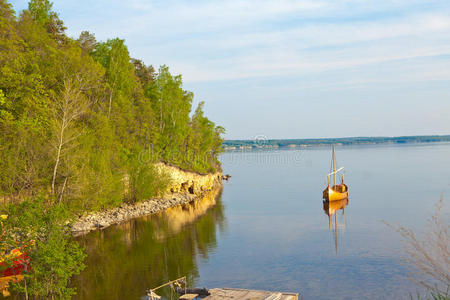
[154,162,222,194]
[71,163,222,235]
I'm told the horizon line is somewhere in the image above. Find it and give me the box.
[224,134,450,142]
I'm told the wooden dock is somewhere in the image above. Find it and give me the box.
[179,287,299,300]
[147,278,299,300]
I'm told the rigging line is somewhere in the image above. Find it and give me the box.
[327,167,344,177]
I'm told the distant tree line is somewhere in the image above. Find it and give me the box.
[223,135,450,149]
[0,0,224,211]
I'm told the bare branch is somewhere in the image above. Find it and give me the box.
[387,197,450,295]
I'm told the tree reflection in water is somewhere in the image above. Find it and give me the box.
[73,188,226,300]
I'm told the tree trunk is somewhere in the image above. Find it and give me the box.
[51,117,65,195]
[58,177,67,203]
[108,89,113,118]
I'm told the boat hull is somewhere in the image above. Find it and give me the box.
[323,184,348,201]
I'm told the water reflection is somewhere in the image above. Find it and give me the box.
[73,188,226,300]
[323,198,349,254]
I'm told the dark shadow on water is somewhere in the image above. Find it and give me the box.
[72,188,226,300]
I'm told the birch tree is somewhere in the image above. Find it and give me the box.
[51,79,88,199]
[92,38,135,118]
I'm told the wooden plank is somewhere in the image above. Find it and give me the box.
[202,288,298,300]
[264,292,282,300]
[179,294,199,300]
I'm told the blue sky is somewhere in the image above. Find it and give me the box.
[10,0,450,139]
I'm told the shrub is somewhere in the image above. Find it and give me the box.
[2,197,86,299]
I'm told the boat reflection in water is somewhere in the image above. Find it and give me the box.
[323,198,349,254]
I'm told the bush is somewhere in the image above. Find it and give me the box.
[2,197,86,299]
[129,162,171,203]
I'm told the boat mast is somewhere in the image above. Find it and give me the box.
[332,145,336,186]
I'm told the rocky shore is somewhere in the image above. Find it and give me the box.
[71,191,212,235]
[71,163,223,236]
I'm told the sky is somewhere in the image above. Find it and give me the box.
[9,0,450,140]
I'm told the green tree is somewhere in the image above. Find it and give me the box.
[189,102,224,172]
[92,38,137,119]
[132,58,156,87]
[77,31,97,54]
[28,0,52,26]
[146,66,192,162]
[2,198,86,299]
[50,79,89,199]
[28,0,66,43]
[0,0,224,205]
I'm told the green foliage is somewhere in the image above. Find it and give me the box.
[129,160,171,202]
[188,101,224,173]
[410,288,450,300]
[0,88,13,121]
[132,58,156,87]
[28,0,52,26]
[2,198,86,299]
[77,30,97,54]
[0,0,224,206]
[28,0,66,43]
[0,0,224,296]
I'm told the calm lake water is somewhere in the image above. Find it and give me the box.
[73,143,450,300]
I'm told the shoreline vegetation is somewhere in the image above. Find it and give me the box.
[0,0,224,209]
[0,0,224,298]
[222,135,450,150]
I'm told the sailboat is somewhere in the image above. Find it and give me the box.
[322,145,348,201]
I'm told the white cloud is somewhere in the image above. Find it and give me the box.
[157,11,450,83]
[38,1,450,85]
[76,0,448,83]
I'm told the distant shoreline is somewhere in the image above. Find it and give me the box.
[222,135,450,151]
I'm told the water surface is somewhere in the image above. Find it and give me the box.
[74,143,450,299]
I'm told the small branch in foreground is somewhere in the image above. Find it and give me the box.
[386,197,450,295]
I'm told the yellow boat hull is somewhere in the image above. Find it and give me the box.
[323,184,348,201]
